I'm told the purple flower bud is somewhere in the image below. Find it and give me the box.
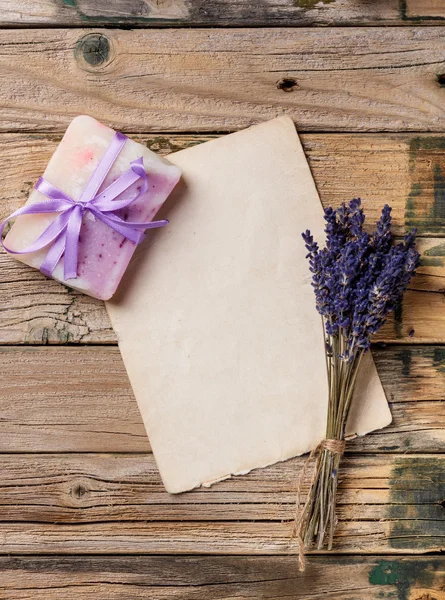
[302,201,419,361]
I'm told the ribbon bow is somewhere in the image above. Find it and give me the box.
[0,131,168,280]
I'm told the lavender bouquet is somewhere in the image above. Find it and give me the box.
[296,199,419,569]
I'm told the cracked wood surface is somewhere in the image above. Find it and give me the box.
[3,133,445,344]
[0,28,443,132]
[0,453,442,523]
[0,520,442,555]
[0,556,443,600]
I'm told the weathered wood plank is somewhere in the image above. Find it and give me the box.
[0,346,443,453]
[0,258,114,344]
[351,399,445,454]
[0,517,442,554]
[3,133,445,344]
[406,0,445,20]
[0,556,443,600]
[0,28,443,132]
[0,346,148,452]
[1,1,443,28]
[379,290,445,343]
[0,0,422,28]
[0,453,442,523]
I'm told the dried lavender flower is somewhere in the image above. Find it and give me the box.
[296,200,419,570]
[302,199,420,358]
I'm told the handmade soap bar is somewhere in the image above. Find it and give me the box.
[3,116,181,300]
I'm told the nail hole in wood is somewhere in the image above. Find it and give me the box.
[277,77,298,92]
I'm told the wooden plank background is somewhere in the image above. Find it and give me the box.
[0,556,442,600]
[0,28,444,133]
[0,2,444,598]
[0,0,444,27]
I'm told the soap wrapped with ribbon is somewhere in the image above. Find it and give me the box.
[0,116,181,300]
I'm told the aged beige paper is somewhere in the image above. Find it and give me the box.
[106,116,392,493]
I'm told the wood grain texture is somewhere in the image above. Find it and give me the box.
[3,133,445,344]
[0,0,420,28]
[0,346,444,453]
[407,0,445,19]
[0,28,443,133]
[0,453,442,523]
[0,556,443,600]
[0,519,443,554]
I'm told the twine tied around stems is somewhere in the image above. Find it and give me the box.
[318,439,345,455]
[291,438,346,572]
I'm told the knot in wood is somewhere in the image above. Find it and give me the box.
[277,77,298,92]
[71,481,89,500]
[76,33,112,69]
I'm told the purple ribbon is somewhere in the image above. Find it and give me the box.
[0,132,168,280]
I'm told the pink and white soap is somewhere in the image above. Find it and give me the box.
[4,116,181,300]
